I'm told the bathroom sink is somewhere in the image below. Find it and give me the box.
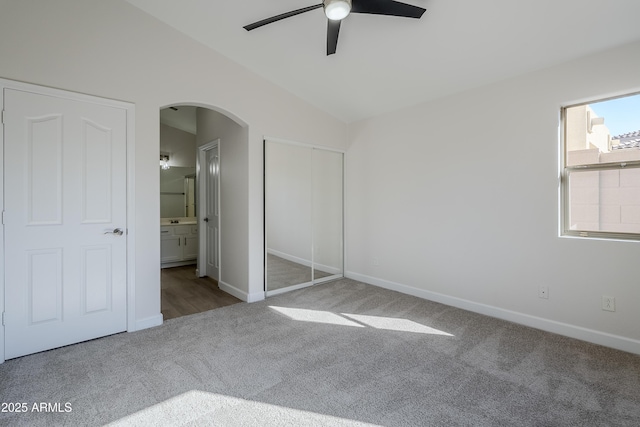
[160,218,198,226]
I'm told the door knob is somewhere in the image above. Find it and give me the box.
[203,218,209,222]
[104,228,124,236]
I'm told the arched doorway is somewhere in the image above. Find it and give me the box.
[159,104,248,320]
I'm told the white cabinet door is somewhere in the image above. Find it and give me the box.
[160,225,198,264]
[183,235,199,260]
[160,236,182,263]
[4,88,128,359]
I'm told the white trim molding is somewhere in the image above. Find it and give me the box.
[135,314,163,331]
[219,280,264,303]
[346,271,640,356]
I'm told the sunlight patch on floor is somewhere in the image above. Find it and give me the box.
[269,306,364,327]
[269,306,454,336]
[108,390,381,426]
[341,313,454,336]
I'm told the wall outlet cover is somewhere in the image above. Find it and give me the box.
[602,296,616,312]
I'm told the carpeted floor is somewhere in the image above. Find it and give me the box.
[1,279,640,426]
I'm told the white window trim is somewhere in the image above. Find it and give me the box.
[560,106,640,242]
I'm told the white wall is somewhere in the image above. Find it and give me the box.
[196,108,253,300]
[0,0,347,327]
[346,40,640,354]
[160,123,196,168]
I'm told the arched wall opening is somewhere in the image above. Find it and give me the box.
[159,102,253,318]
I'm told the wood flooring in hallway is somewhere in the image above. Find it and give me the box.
[161,265,242,320]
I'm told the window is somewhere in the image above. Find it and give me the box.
[561,93,640,240]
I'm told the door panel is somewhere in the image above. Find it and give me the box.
[82,119,113,223]
[28,249,63,324]
[4,88,128,359]
[205,144,220,281]
[82,245,112,314]
[27,114,63,225]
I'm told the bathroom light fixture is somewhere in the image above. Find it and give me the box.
[160,154,170,170]
[324,0,351,20]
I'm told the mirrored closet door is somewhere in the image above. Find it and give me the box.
[265,140,343,295]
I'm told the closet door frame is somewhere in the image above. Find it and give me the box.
[263,137,345,297]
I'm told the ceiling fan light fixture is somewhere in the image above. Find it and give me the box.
[324,0,351,21]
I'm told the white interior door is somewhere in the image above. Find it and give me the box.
[3,88,128,359]
[197,140,220,282]
[205,143,220,281]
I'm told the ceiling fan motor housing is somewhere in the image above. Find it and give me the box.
[324,0,352,21]
[244,0,426,55]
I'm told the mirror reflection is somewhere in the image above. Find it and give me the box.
[312,149,343,281]
[265,140,343,294]
[160,166,196,218]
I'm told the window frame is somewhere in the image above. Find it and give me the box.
[560,101,640,241]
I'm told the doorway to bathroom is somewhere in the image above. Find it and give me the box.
[159,105,242,320]
[160,266,239,320]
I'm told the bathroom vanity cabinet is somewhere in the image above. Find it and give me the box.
[161,222,198,267]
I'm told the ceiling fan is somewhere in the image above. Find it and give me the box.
[243,0,426,55]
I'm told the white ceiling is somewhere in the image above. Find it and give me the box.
[160,106,198,134]
[127,0,640,123]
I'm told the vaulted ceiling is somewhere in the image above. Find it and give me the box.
[127,0,640,123]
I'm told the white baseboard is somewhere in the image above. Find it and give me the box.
[346,271,640,355]
[161,260,197,269]
[266,280,314,297]
[219,280,265,303]
[133,314,163,331]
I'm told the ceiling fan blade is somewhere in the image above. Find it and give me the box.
[351,0,426,19]
[327,19,341,55]
[244,4,323,31]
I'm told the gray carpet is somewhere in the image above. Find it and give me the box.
[1,279,640,426]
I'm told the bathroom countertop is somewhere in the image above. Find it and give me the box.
[161,217,197,226]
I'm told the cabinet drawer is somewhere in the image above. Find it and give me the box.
[191,226,198,234]
[160,226,173,236]
[173,225,191,235]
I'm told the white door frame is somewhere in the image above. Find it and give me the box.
[196,139,221,280]
[0,78,136,364]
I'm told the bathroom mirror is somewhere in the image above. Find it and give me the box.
[265,140,343,295]
[160,166,196,218]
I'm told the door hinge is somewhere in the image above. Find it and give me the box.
[2,312,5,326]
[1,110,4,124]
[1,210,4,225]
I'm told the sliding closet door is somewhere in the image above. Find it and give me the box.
[312,148,343,282]
[265,140,343,295]
[265,141,313,293]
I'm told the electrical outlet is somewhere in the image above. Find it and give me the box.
[371,257,379,267]
[602,296,616,312]
[538,286,549,299]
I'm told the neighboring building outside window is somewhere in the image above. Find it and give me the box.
[562,93,640,240]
